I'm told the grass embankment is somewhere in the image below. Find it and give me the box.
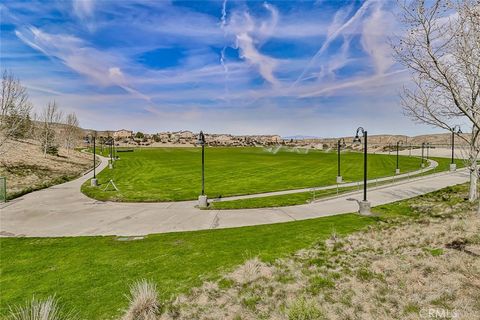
[81,147,422,202]
[0,139,93,200]
[0,183,471,319]
[208,156,464,209]
[166,184,479,320]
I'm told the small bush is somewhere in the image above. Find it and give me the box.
[287,297,324,320]
[45,145,59,156]
[241,294,261,310]
[122,280,160,320]
[7,296,75,320]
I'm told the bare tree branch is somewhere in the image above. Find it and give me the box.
[393,0,480,201]
[0,70,32,155]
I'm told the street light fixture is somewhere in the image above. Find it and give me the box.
[197,131,207,208]
[107,137,114,169]
[88,134,98,186]
[421,142,426,168]
[395,140,403,174]
[337,138,346,183]
[450,126,462,172]
[353,127,371,215]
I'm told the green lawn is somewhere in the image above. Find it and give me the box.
[208,156,465,209]
[0,184,469,319]
[82,147,423,202]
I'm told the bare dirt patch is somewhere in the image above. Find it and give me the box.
[0,139,91,198]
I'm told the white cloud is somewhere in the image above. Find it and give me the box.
[227,3,280,86]
[361,2,395,74]
[73,0,95,19]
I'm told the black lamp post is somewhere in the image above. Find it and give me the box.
[421,142,425,168]
[93,136,96,178]
[108,137,114,168]
[353,127,368,203]
[89,134,98,186]
[450,126,462,171]
[426,142,430,161]
[197,131,207,207]
[199,132,205,196]
[337,138,346,183]
[396,140,403,174]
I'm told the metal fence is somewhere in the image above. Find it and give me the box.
[0,177,6,203]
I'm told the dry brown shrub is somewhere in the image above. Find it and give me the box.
[122,280,160,320]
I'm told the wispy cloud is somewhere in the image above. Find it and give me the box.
[360,1,395,74]
[73,0,95,19]
[15,26,151,102]
[292,0,373,86]
[227,3,280,86]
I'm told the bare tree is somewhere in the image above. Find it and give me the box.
[392,0,480,201]
[63,112,81,153]
[37,101,63,157]
[0,70,32,155]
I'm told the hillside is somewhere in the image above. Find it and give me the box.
[299,133,468,147]
[0,139,92,199]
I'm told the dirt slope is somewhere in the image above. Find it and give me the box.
[0,139,92,199]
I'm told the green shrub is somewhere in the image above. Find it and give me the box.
[287,297,324,320]
[46,146,59,156]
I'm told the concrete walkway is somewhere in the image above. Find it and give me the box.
[0,149,469,237]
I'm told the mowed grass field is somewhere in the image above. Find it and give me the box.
[82,147,423,201]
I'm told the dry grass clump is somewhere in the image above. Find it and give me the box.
[122,280,161,320]
[228,257,274,285]
[7,296,75,320]
[157,187,480,319]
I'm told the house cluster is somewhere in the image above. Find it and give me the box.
[108,129,283,147]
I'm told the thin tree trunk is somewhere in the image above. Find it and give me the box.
[469,162,478,202]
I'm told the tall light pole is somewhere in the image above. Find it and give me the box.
[93,136,96,178]
[197,131,207,208]
[90,135,98,186]
[396,140,403,174]
[450,126,462,172]
[353,127,370,215]
[109,137,114,169]
[421,142,425,168]
[336,138,346,183]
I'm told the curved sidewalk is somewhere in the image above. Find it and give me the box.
[0,155,468,237]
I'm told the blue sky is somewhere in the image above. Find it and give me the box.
[0,0,438,136]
